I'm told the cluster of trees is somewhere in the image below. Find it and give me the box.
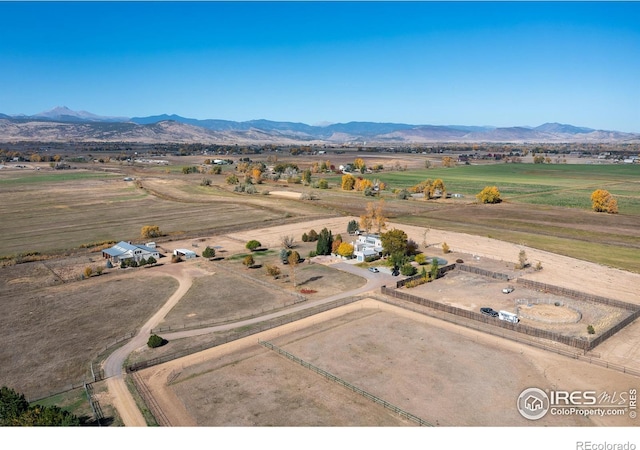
[327,234,353,258]
[301,229,319,242]
[120,256,156,268]
[309,160,334,173]
[181,166,200,174]
[341,174,384,195]
[359,201,387,234]
[315,228,334,256]
[409,179,446,199]
[380,228,416,275]
[533,154,552,164]
[82,265,103,278]
[347,219,359,234]
[0,386,80,426]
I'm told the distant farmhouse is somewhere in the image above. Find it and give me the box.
[102,241,160,264]
[353,234,383,262]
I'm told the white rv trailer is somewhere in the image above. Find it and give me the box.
[498,310,519,324]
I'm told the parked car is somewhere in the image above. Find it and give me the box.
[502,287,515,294]
[368,267,379,273]
[480,307,499,318]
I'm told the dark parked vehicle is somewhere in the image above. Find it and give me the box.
[480,307,499,318]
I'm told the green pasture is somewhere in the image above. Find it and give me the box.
[327,163,640,211]
[320,163,640,272]
[0,170,118,185]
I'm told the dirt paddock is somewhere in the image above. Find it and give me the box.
[137,299,639,427]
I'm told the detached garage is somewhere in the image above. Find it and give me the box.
[174,249,197,260]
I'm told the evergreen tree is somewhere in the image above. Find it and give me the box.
[316,228,333,255]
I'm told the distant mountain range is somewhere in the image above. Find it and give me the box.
[1,106,638,144]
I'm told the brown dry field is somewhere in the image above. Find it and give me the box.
[159,259,366,331]
[138,299,638,427]
[0,267,178,399]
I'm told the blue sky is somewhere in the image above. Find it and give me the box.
[1,1,639,131]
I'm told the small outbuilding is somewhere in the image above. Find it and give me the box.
[174,249,197,260]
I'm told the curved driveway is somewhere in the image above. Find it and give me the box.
[104,260,398,426]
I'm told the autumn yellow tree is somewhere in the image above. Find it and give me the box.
[337,242,354,258]
[442,156,455,168]
[591,189,618,214]
[431,179,446,198]
[360,200,387,234]
[331,234,343,254]
[354,178,373,192]
[341,174,356,190]
[251,168,262,184]
[353,158,366,173]
[476,186,502,204]
[141,225,161,239]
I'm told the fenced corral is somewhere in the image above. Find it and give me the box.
[516,278,640,349]
[517,279,639,311]
[127,296,362,373]
[381,286,592,350]
[456,263,512,281]
[259,340,431,426]
[385,265,640,354]
[371,294,640,378]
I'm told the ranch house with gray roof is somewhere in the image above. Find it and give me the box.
[102,241,160,264]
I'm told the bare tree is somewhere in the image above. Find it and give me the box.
[281,234,296,249]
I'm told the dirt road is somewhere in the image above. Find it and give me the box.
[103,263,211,426]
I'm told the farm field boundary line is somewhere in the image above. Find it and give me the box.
[259,339,430,427]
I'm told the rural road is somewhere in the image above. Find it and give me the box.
[103,258,398,426]
[102,264,210,426]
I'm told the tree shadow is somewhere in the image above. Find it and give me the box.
[298,275,323,287]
